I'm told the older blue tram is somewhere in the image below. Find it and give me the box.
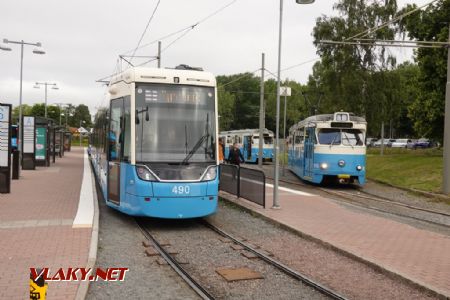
[288,112,367,185]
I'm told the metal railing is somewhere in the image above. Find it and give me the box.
[219,164,266,207]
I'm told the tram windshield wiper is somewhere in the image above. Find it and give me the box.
[329,133,340,148]
[180,113,213,165]
[180,134,209,165]
[342,132,354,149]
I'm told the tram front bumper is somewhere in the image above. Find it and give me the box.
[120,194,218,219]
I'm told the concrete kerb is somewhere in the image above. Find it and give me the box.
[219,191,449,300]
[74,159,100,300]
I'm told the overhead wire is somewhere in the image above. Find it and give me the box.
[123,0,237,56]
[345,0,440,41]
[98,0,238,82]
[130,0,162,62]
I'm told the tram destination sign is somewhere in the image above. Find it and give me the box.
[137,86,214,105]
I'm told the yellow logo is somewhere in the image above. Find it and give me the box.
[30,275,48,300]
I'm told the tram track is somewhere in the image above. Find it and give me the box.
[264,174,450,230]
[136,217,347,300]
[202,220,347,300]
[136,218,215,300]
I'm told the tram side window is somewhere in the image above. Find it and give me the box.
[109,99,122,162]
[294,130,304,145]
[122,97,131,162]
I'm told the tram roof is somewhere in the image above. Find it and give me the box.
[109,67,216,87]
[290,113,367,131]
[219,129,274,135]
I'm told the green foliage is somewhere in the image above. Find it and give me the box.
[12,103,91,129]
[69,104,92,128]
[398,0,450,142]
[12,104,32,123]
[216,74,309,133]
[310,0,424,138]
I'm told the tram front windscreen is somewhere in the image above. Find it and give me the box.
[135,84,216,164]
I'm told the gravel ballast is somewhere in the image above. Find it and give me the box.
[208,200,439,300]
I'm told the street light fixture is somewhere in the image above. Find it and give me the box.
[0,38,45,176]
[34,82,59,118]
[273,0,315,209]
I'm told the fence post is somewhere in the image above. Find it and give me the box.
[263,173,266,208]
[237,165,240,198]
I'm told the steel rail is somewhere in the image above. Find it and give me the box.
[202,220,347,300]
[136,219,215,300]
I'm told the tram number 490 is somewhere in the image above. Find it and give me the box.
[172,185,190,195]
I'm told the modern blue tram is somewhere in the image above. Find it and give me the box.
[90,66,219,218]
[219,129,274,163]
[288,112,367,185]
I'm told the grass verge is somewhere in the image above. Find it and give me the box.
[366,148,443,193]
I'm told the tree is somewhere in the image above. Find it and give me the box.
[12,104,32,123]
[399,0,450,141]
[311,0,402,137]
[69,104,92,128]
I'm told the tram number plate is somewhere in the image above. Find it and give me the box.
[337,174,350,179]
[172,185,190,195]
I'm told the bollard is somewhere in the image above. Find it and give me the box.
[12,150,19,180]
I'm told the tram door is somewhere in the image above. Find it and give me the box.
[304,127,314,178]
[108,98,123,205]
[243,136,252,160]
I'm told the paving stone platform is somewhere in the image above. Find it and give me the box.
[0,147,94,300]
[220,183,450,298]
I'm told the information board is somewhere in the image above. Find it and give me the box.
[0,105,10,167]
[35,127,46,160]
[23,116,35,154]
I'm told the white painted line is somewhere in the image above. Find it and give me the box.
[73,149,94,228]
[266,183,314,196]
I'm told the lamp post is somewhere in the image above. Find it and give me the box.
[53,103,70,126]
[0,38,45,175]
[79,120,86,146]
[273,0,315,209]
[34,82,58,118]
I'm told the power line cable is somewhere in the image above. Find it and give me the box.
[99,0,238,82]
[130,0,162,62]
[218,68,261,88]
[345,0,440,41]
[123,0,237,56]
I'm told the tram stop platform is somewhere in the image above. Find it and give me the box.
[220,183,450,298]
[0,147,97,300]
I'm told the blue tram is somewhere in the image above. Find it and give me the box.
[219,129,274,163]
[90,66,219,218]
[288,112,366,185]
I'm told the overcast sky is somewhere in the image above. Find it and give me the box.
[0,0,428,116]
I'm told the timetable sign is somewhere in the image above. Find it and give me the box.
[0,105,10,167]
[23,116,35,154]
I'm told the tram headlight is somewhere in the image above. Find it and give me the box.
[136,165,157,181]
[338,160,345,167]
[201,166,217,181]
[356,165,363,171]
[320,162,328,170]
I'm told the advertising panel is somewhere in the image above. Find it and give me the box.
[35,127,46,160]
